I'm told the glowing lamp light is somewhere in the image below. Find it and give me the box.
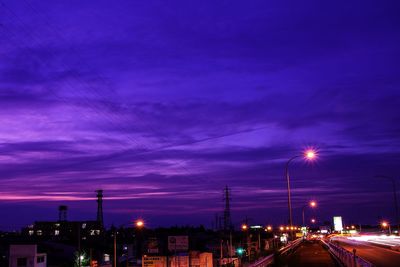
[304,149,317,160]
[381,221,389,228]
[241,224,248,230]
[279,226,284,231]
[311,219,316,223]
[266,226,272,231]
[136,220,144,228]
[310,201,317,207]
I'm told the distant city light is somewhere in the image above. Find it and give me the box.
[241,224,248,230]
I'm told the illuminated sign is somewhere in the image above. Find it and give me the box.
[143,256,167,267]
[168,236,189,251]
[333,216,343,231]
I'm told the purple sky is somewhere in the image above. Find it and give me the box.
[0,0,399,230]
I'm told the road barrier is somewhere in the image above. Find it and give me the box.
[278,237,303,255]
[248,238,303,267]
[247,254,274,267]
[321,239,374,267]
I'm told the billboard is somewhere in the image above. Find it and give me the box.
[169,256,189,267]
[189,252,213,267]
[142,256,167,267]
[168,236,189,251]
[333,216,343,231]
[147,237,159,254]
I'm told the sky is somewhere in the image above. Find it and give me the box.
[0,0,399,231]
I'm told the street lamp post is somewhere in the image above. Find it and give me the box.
[285,155,299,238]
[302,201,317,227]
[285,149,316,239]
[135,219,145,266]
[375,175,399,235]
[113,219,145,267]
[382,221,391,235]
[241,224,249,261]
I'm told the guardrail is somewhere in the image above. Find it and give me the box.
[248,238,303,267]
[321,239,374,267]
[279,237,303,255]
[248,254,274,267]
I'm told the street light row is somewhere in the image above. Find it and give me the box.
[240,222,317,232]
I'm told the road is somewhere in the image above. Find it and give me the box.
[346,235,400,247]
[334,238,400,267]
[277,240,337,267]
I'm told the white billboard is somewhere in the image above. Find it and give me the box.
[333,216,343,232]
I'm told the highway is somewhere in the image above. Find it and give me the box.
[332,237,400,267]
[277,240,337,267]
[347,235,400,247]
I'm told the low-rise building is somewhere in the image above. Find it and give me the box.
[9,245,46,267]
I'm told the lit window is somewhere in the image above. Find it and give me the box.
[37,230,42,236]
[55,230,60,236]
[28,230,34,236]
[37,256,45,263]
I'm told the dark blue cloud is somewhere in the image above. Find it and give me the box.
[0,0,399,230]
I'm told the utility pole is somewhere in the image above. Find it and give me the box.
[375,176,400,234]
[114,230,117,267]
[78,225,81,267]
[223,186,232,231]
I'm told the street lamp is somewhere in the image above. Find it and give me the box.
[375,175,399,235]
[114,220,146,267]
[241,224,248,231]
[381,221,391,235]
[302,201,317,227]
[285,149,317,238]
[310,218,316,224]
[136,219,145,228]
